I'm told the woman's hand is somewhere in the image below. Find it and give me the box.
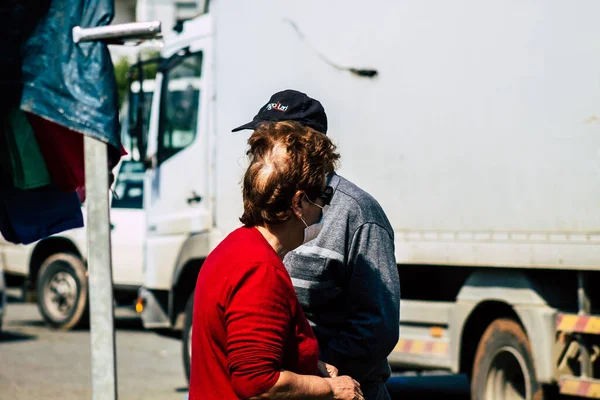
[324,376,363,400]
[317,361,338,378]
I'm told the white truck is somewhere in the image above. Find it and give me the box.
[135,1,600,398]
[0,154,146,330]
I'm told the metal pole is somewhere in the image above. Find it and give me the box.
[73,21,162,400]
[72,21,161,44]
[85,136,117,400]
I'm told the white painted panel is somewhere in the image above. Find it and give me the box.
[211,0,600,265]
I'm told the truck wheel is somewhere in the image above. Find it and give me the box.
[37,253,89,330]
[182,291,194,383]
[471,318,543,400]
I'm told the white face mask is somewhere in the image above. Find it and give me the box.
[300,204,329,245]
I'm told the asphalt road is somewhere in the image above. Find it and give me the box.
[0,294,471,400]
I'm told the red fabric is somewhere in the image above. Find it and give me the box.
[189,227,319,400]
[27,113,85,193]
[25,113,127,199]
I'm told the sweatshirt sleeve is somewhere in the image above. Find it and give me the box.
[323,222,400,381]
[224,262,295,399]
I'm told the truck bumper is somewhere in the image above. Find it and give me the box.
[138,287,171,329]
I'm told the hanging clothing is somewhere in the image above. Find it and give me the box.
[27,113,127,196]
[0,184,83,245]
[3,109,52,190]
[0,118,83,245]
[27,113,86,193]
[0,122,21,244]
[0,205,21,244]
[0,0,124,244]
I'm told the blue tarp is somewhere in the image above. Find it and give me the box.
[1,0,120,150]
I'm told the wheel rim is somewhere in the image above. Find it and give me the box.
[485,346,530,400]
[43,270,78,322]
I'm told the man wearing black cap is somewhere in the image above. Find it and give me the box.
[233,89,400,400]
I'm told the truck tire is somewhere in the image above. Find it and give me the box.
[182,291,194,383]
[37,253,89,330]
[471,318,543,400]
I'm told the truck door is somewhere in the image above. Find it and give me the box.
[142,44,211,289]
[110,159,146,287]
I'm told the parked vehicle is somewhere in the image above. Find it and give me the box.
[133,2,600,398]
[0,158,146,330]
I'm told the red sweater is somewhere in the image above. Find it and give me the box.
[188,227,320,399]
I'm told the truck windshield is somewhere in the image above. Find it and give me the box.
[112,160,145,209]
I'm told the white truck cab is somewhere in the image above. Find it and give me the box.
[136,16,217,380]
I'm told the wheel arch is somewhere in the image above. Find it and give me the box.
[170,258,204,327]
[169,231,214,327]
[451,269,557,384]
[457,300,522,378]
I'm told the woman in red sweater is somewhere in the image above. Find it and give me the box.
[188,121,363,399]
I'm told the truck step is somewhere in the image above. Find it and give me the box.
[557,313,600,334]
[560,376,600,398]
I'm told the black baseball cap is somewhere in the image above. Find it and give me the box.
[232,89,328,134]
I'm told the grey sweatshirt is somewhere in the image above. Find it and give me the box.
[284,174,400,392]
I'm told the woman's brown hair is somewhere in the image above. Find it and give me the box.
[240,121,340,227]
